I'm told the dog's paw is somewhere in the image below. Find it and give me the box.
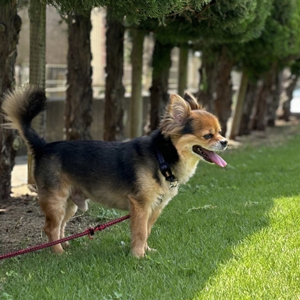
[131,247,145,258]
[145,243,157,253]
[146,246,157,253]
[62,241,70,248]
[52,244,65,254]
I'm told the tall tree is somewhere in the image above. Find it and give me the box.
[29,0,46,90]
[28,0,46,184]
[103,8,125,141]
[278,62,300,121]
[251,68,277,130]
[238,78,258,136]
[229,71,249,140]
[236,0,300,133]
[146,0,272,135]
[0,0,22,202]
[65,9,93,140]
[177,45,189,96]
[214,45,234,136]
[149,39,173,131]
[197,47,219,113]
[267,70,282,127]
[130,28,145,138]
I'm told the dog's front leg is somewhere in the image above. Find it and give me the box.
[145,207,162,252]
[128,195,150,258]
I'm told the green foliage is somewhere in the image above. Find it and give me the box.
[48,0,271,45]
[147,0,272,45]
[47,0,206,23]
[236,0,300,77]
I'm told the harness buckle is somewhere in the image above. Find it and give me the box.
[169,179,178,189]
[156,149,178,189]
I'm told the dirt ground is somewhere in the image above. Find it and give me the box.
[0,193,101,256]
[1,120,300,257]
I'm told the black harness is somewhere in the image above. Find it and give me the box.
[155,149,178,188]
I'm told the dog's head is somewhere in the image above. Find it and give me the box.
[159,93,227,167]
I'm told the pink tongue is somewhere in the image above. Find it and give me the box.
[202,149,227,167]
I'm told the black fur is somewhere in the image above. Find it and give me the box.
[34,129,180,199]
[21,90,47,151]
[181,118,194,135]
[22,90,46,126]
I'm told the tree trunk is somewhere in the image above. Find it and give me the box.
[278,69,298,122]
[197,49,219,113]
[104,9,125,141]
[65,10,93,140]
[238,79,258,136]
[130,28,144,138]
[267,71,282,127]
[214,46,234,136]
[28,0,46,184]
[178,46,188,97]
[229,72,249,140]
[251,70,276,131]
[0,0,21,202]
[149,39,172,131]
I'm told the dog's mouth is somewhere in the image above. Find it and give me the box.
[192,145,227,167]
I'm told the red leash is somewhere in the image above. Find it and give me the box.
[0,214,130,261]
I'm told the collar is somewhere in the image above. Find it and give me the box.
[155,149,178,188]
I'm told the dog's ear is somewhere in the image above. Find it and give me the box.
[160,94,191,135]
[168,94,191,124]
[183,92,201,110]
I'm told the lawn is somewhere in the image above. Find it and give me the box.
[1,129,300,300]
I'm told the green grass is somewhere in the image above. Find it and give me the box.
[2,130,300,300]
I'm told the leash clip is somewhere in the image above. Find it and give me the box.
[88,227,95,239]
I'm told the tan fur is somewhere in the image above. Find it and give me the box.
[128,195,151,257]
[130,166,179,256]
[36,173,77,253]
[2,86,37,142]
[160,94,191,136]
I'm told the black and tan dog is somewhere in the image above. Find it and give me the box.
[3,86,227,258]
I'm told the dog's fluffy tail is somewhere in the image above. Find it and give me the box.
[2,86,47,153]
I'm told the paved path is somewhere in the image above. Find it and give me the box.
[12,156,28,187]
[11,156,33,195]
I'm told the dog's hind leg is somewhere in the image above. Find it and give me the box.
[39,191,69,254]
[128,195,151,258]
[60,198,78,248]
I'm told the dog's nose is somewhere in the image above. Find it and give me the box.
[220,140,228,147]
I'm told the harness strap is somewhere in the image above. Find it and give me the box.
[155,149,177,183]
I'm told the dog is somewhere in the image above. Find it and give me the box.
[3,86,227,258]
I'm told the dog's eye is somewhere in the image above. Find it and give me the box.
[203,133,213,140]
